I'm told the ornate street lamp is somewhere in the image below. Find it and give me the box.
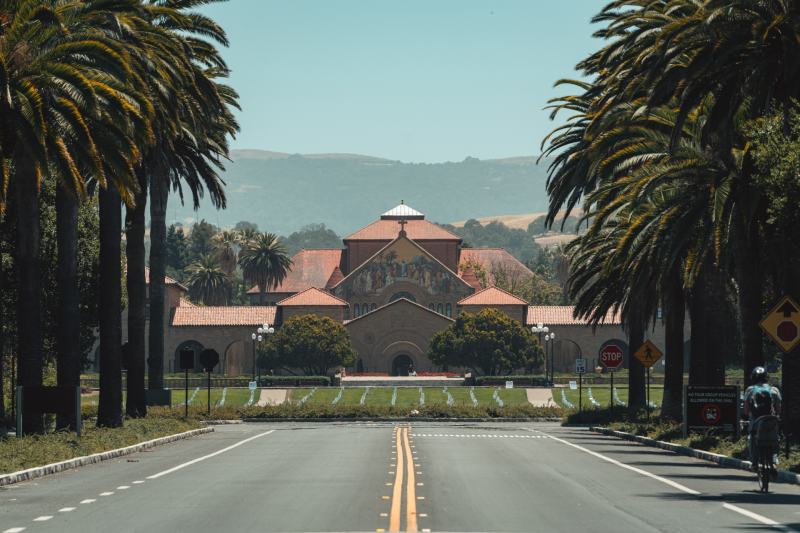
[252,323,275,383]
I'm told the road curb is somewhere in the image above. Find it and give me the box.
[0,427,214,487]
[201,420,243,425]
[590,426,800,486]
[241,417,563,423]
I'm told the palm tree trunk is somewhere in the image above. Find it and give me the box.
[705,262,727,386]
[98,182,124,427]
[661,283,685,421]
[0,216,5,437]
[227,270,232,305]
[241,277,248,305]
[689,260,709,386]
[125,171,147,417]
[15,155,44,435]
[737,228,763,387]
[148,176,167,389]
[627,309,646,409]
[56,185,81,431]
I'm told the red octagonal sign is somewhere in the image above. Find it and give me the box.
[777,320,799,343]
[601,345,624,371]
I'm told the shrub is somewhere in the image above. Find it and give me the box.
[474,375,546,386]
[259,376,331,386]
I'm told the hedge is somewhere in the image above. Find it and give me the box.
[474,375,547,386]
[257,376,332,387]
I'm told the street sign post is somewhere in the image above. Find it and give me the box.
[179,349,194,417]
[575,358,587,412]
[683,385,740,439]
[759,295,799,459]
[601,345,624,414]
[199,349,220,414]
[634,341,663,420]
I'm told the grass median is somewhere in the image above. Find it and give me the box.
[287,387,529,406]
[1,417,202,476]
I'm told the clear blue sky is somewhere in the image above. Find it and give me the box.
[200,0,603,163]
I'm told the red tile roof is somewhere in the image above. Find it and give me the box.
[171,306,277,327]
[343,219,461,241]
[140,267,189,292]
[324,266,344,289]
[458,249,533,285]
[344,297,454,326]
[247,249,344,294]
[457,286,528,306]
[277,287,349,306]
[459,266,482,290]
[526,306,622,326]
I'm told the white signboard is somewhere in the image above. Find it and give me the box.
[249,381,257,390]
[506,381,513,389]
[569,381,578,390]
[575,358,587,374]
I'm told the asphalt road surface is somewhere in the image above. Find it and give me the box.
[2,422,799,532]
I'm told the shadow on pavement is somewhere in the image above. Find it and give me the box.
[654,490,800,506]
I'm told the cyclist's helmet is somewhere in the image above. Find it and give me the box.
[751,366,768,383]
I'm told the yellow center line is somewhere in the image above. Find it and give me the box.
[389,428,404,532]
[403,427,418,532]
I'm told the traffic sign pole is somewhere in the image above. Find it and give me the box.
[185,366,188,417]
[579,374,582,414]
[646,370,650,421]
[610,371,614,415]
[207,371,211,415]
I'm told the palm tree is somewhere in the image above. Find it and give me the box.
[238,233,293,306]
[184,254,229,306]
[236,228,259,304]
[209,231,238,304]
[0,0,142,433]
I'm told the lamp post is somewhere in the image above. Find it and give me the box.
[531,323,549,381]
[252,323,275,383]
[548,332,555,385]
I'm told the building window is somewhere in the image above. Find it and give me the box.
[437,303,443,315]
[446,303,452,318]
[390,291,417,303]
[657,306,662,319]
[429,304,435,311]
[145,305,150,321]
[362,304,368,315]
[353,305,360,318]
[371,303,377,311]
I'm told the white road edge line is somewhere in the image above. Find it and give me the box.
[147,430,274,479]
[540,430,799,532]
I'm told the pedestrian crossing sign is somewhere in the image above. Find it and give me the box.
[634,340,662,368]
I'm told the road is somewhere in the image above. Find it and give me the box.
[2,422,799,532]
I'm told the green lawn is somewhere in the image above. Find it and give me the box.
[286,387,529,407]
[81,388,258,407]
[552,387,664,408]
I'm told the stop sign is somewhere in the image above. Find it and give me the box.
[600,345,624,371]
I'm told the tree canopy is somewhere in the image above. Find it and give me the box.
[427,309,544,376]
[265,315,357,376]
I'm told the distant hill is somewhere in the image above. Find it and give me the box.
[165,150,553,237]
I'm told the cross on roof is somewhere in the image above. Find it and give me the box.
[398,217,407,237]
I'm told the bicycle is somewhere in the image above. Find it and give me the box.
[751,414,780,493]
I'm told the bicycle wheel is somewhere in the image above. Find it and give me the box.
[758,447,770,493]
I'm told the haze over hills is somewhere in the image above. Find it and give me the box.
[166,149,553,237]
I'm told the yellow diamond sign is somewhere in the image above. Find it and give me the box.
[634,340,662,368]
[759,296,800,353]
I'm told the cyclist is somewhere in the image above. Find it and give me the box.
[742,366,781,476]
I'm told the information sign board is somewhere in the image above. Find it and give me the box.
[575,359,587,374]
[249,381,257,390]
[683,385,740,438]
[569,381,577,390]
[505,381,513,389]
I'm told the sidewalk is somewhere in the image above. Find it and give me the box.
[526,388,557,407]
[257,389,288,406]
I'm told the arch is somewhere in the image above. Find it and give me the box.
[553,339,582,374]
[379,340,425,374]
[357,359,364,373]
[371,303,377,311]
[389,291,417,303]
[353,304,360,318]
[379,281,425,307]
[223,340,247,376]
[437,303,443,315]
[174,340,205,373]
[446,303,452,318]
[392,354,414,376]
[429,303,435,311]
[362,303,368,316]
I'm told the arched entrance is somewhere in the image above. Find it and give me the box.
[224,340,246,376]
[392,354,414,376]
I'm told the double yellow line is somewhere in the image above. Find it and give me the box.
[389,427,417,532]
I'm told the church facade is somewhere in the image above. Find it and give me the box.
[95,203,683,377]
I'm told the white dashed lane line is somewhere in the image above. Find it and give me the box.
[32,517,52,522]
[5,527,26,533]
[79,499,95,504]
[58,508,76,512]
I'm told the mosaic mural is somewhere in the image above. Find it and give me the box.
[334,238,470,301]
